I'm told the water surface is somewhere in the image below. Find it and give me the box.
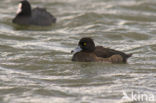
[0,0,156,103]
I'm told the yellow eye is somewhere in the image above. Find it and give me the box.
[83,42,87,46]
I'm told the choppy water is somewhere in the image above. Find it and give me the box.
[0,0,156,103]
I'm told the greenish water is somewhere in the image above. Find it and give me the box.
[0,0,156,103]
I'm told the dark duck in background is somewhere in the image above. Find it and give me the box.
[12,0,56,26]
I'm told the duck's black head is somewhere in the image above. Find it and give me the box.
[79,37,96,52]
[71,37,96,54]
[16,0,31,16]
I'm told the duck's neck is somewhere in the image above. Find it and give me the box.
[17,10,31,17]
[83,49,95,53]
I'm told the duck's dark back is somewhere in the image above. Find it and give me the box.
[95,46,132,62]
[30,8,56,26]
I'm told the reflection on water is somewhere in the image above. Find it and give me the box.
[0,0,156,103]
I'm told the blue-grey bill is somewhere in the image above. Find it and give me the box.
[71,46,82,54]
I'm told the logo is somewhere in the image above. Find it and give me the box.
[121,90,155,102]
